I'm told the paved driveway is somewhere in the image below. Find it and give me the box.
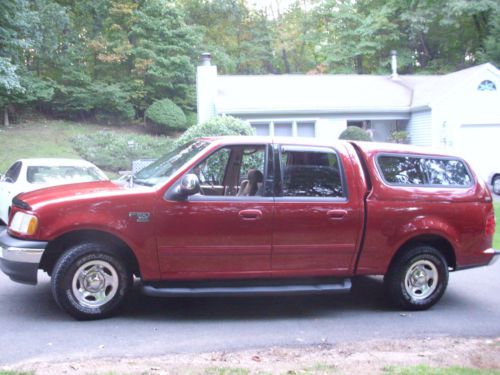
[1,260,499,366]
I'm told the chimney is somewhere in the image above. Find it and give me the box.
[391,50,399,80]
[196,53,218,124]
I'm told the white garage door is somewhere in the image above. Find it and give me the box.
[456,124,500,182]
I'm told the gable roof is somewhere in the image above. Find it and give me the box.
[214,63,499,116]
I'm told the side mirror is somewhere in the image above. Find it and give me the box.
[179,174,200,197]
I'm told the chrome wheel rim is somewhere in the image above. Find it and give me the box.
[404,260,438,300]
[72,260,119,308]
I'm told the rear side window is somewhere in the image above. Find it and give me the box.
[280,147,344,198]
[377,155,472,187]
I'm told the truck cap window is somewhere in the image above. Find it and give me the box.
[377,155,472,187]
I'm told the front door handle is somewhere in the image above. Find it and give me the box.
[238,209,262,220]
[327,209,347,219]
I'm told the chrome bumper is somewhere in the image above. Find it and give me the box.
[484,248,500,266]
[0,228,47,285]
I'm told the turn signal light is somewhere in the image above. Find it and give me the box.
[486,212,496,237]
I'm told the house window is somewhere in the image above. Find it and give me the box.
[478,80,496,91]
[249,120,316,138]
[274,122,293,136]
[252,123,271,136]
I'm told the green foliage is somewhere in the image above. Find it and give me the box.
[72,131,174,172]
[390,131,409,144]
[145,98,187,133]
[175,115,254,146]
[1,0,500,122]
[339,126,373,142]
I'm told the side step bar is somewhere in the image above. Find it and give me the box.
[142,278,352,298]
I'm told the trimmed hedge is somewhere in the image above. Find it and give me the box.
[339,126,372,141]
[175,115,255,146]
[145,98,187,133]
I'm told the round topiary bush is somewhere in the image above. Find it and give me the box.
[339,126,372,141]
[175,115,255,146]
[145,98,187,134]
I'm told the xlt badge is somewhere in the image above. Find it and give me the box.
[129,212,151,223]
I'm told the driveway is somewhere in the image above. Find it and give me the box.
[1,261,499,366]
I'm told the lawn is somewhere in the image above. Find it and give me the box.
[0,119,159,177]
[494,202,500,249]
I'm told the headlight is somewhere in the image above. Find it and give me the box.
[9,212,39,236]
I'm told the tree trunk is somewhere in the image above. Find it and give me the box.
[282,48,291,73]
[3,106,9,127]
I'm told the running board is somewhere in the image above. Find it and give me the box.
[141,278,352,298]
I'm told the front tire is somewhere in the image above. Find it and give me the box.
[385,245,448,310]
[51,243,132,320]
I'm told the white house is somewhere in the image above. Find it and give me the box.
[196,53,500,179]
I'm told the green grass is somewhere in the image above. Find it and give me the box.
[494,202,500,249]
[384,365,500,375]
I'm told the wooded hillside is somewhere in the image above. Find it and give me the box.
[1,0,499,125]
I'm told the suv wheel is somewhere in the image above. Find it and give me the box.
[385,245,448,310]
[51,243,132,320]
[493,176,500,195]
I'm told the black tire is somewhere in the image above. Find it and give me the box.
[51,242,132,320]
[384,245,448,311]
[492,176,500,195]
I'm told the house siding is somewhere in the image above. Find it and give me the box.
[408,111,432,146]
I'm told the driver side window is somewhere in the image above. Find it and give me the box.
[190,145,267,197]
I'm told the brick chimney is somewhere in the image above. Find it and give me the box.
[196,53,218,124]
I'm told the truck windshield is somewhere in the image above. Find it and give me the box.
[134,140,209,187]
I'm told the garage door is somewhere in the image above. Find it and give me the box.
[456,124,500,182]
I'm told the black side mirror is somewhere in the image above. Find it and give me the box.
[179,174,200,197]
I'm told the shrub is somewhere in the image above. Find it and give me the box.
[72,131,174,172]
[339,126,372,141]
[175,115,255,146]
[145,98,187,133]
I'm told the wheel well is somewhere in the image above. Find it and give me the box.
[388,235,456,272]
[40,230,141,277]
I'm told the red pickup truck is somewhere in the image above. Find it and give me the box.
[0,137,497,320]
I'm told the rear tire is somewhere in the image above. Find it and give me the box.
[51,242,132,320]
[385,245,448,310]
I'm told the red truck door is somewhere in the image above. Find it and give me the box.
[155,144,274,279]
[272,144,364,276]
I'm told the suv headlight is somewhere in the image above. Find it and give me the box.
[9,212,39,236]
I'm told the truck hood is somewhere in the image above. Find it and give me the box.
[15,181,144,210]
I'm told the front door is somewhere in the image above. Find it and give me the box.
[156,144,274,279]
[272,145,363,277]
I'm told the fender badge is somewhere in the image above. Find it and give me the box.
[129,212,151,223]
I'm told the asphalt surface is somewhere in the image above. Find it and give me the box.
[0,260,499,366]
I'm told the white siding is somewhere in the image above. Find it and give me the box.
[408,111,432,146]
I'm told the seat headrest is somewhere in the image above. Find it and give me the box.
[248,169,263,183]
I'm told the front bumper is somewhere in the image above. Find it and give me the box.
[0,228,48,285]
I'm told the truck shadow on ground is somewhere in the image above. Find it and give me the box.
[121,276,392,321]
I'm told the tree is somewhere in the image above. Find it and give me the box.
[130,0,201,113]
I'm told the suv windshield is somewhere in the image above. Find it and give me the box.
[134,140,209,187]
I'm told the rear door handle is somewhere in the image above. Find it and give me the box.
[327,209,348,219]
[238,209,263,220]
